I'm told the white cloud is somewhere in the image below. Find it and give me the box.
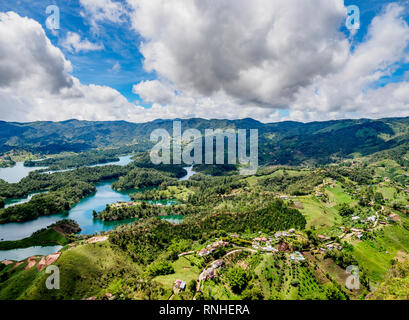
[0,11,73,94]
[62,32,104,53]
[0,11,140,122]
[80,0,127,31]
[2,1,409,124]
[125,0,409,122]
[290,3,409,121]
[127,0,349,108]
[111,61,121,72]
[133,80,176,104]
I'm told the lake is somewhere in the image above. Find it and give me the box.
[0,163,195,260]
[0,164,195,241]
[179,166,197,181]
[0,246,63,261]
[0,181,135,241]
[0,155,134,183]
[4,191,49,209]
[40,155,134,174]
[0,161,48,183]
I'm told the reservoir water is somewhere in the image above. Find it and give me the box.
[0,163,195,260]
[0,161,48,183]
[179,166,197,181]
[4,191,49,209]
[0,181,135,241]
[40,155,134,174]
[0,246,63,261]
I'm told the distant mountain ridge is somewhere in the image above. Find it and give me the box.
[1,117,409,166]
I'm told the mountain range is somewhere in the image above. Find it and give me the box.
[1,117,409,166]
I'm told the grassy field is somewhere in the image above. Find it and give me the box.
[326,184,356,205]
[0,241,141,300]
[351,225,409,284]
[296,197,340,230]
[153,256,201,290]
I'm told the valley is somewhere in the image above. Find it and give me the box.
[0,117,409,300]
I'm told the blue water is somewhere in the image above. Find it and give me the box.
[69,181,137,235]
[89,155,133,167]
[179,166,197,181]
[0,162,48,183]
[0,246,62,261]
[40,155,133,174]
[0,162,193,260]
[4,191,49,209]
[0,181,134,241]
[0,164,193,241]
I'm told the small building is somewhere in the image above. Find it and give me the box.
[262,245,278,252]
[290,251,305,261]
[211,240,229,249]
[388,214,400,222]
[317,235,329,241]
[367,215,377,222]
[174,279,186,290]
[202,268,217,281]
[211,259,224,269]
[198,248,211,257]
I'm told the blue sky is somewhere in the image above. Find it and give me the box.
[0,0,151,102]
[0,0,400,102]
[1,0,409,123]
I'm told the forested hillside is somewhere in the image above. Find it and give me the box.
[2,117,409,166]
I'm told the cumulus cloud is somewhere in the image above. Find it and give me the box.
[126,0,409,122]
[2,1,409,124]
[0,11,73,94]
[127,0,349,108]
[133,80,176,104]
[290,3,409,121]
[80,0,127,31]
[62,32,104,53]
[0,11,140,122]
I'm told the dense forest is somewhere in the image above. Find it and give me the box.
[2,117,409,166]
[110,200,306,264]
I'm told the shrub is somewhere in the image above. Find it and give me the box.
[226,267,248,294]
[147,260,175,277]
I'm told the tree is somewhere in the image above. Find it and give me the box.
[226,267,248,294]
[188,279,196,293]
[241,287,263,300]
[374,192,384,204]
[147,260,175,276]
[339,203,354,216]
[325,284,347,300]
